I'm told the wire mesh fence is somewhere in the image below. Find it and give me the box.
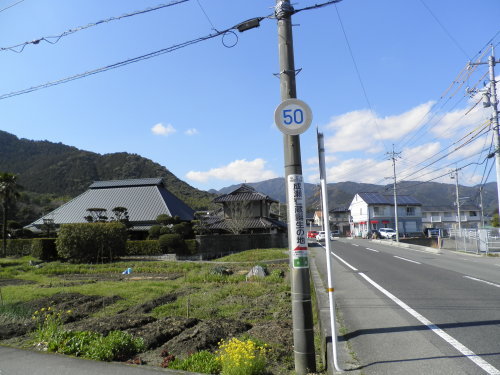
[443,228,500,254]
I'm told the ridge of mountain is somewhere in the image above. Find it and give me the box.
[213,178,499,215]
[0,130,215,211]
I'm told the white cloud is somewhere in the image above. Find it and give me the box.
[186,158,278,183]
[185,128,199,136]
[151,123,176,136]
[324,102,435,153]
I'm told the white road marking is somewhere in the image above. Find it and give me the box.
[358,271,500,375]
[464,276,500,289]
[352,244,360,247]
[393,256,421,264]
[330,251,358,271]
[365,247,379,253]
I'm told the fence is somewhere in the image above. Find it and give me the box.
[442,228,500,254]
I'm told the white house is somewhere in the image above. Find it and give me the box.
[349,192,422,237]
[421,205,482,230]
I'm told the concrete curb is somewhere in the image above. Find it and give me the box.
[370,238,442,254]
[310,256,361,374]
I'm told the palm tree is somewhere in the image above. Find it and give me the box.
[0,172,21,257]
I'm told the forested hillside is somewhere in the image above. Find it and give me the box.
[0,131,215,224]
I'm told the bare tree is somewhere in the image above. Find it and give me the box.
[224,201,252,234]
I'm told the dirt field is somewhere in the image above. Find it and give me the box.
[0,267,296,374]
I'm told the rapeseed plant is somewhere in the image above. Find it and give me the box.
[217,337,269,375]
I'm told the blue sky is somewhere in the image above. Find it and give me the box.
[1,0,499,191]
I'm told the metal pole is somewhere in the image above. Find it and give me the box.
[275,1,316,373]
[479,186,485,228]
[317,130,343,372]
[388,145,400,242]
[454,169,462,231]
[488,46,500,218]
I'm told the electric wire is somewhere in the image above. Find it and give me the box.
[419,0,470,59]
[332,2,389,153]
[0,0,24,14]
[0,0,190,53]
[195,0,217,31]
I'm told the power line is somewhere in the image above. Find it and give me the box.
[419,0,470,59]
[0,0,190,53]
[0,0,24,14]
[332,2,389,152]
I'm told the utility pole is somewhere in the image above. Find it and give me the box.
[470,45,500,217]
[451,168,462,231]
[387,145,401,242]
[479,186,485,228]
[275,0,316,373]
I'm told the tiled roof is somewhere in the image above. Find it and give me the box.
[214,184,278,203]
[206,217,287,231]
[358,192,421,205]
[89,178,163,189]
[28,178,194,229]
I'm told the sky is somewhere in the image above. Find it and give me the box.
[1,0,499,193]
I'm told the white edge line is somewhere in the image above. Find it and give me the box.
[393,255,421,264]
[464,276,500,288]
[330,251,358,271]
[358,272,500,375]
[365,247,380,253]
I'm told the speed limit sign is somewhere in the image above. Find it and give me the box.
[274,98,313,135]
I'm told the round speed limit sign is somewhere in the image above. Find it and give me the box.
[274,98,313,135]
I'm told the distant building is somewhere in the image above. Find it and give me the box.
[421,205,482,230]
[313,211,323,226]
[205,184,286,234]
[329,207,350,235]
[26,178,194,238]
[349,192,422,237]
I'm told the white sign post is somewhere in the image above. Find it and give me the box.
[287,174,309,268]
[274,98,313,135]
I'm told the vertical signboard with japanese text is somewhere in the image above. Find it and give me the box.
[287,174,309,268]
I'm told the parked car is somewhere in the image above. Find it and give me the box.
[307,230,319,239]
[378,228,397,239]
[330,230,340,240]
[316,231,326,241]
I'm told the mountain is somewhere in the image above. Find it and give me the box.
[213,178,499,216]
[0,130,215,213]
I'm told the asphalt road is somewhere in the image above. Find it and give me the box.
[312,238,500,374]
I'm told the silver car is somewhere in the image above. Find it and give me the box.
[378,228,396,239]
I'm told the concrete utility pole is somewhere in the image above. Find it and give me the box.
[275,0,316,373]
[451,169,462,231]
[470,45,500,218]
[387,145,401,242]
[479,186,485,228]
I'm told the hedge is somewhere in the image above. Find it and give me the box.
[159,234,185,254]
[126,240,161,256]
[185,239,198,255]
[31,238,57,261]
[56,222,127,263]
[4,239,32,256]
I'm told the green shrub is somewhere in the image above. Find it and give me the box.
[86,331,145,361]
[168,350,221,373]
[173,222,194,239]
[126,240,161,256]
[31,238,57,261]
[5,239,32,256]
[185,239,198,255]
[56,222,127,263]
[160,226,173,235]
[148,225,161,240]
[159,234,185,254]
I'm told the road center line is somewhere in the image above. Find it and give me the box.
[352,244,360,247]
[358,271,500,375]
[393,255,421,264]
[464,276,500,288]
[365,247,379,253]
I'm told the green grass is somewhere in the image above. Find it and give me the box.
[214,248,288,262]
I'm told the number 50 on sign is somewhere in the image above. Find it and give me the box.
[274,99,313,135]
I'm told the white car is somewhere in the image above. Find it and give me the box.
[378,228,397,239]
[316,231,326,241]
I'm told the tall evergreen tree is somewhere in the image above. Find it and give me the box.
[0,172,21,256]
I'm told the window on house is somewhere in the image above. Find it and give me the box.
[360,208,362,215]
[470,211,477,216]
[406,207,415,216]
[373,206,380,216]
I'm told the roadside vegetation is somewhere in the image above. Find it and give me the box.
[0,249,317,374]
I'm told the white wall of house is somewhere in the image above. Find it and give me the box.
[422,208,481,229]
